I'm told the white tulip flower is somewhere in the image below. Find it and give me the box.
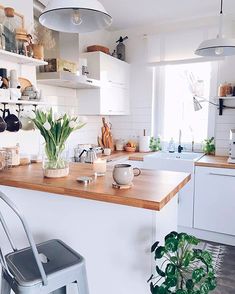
[54,112,61,121]
[27,111,36,120]
[43,121,51,131]
[69,121,77,129]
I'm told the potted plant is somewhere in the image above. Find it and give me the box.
[29,108,86,178]
[31,23,55,60]
[149,137,162,152]
[148,231,217,294]
[202,137,215,155]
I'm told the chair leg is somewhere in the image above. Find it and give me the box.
[52,286,67,294]
[1,275,11,294]
[76,268,89,294]
[76,281,89,294]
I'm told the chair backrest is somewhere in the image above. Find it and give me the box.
[0,190,48,285]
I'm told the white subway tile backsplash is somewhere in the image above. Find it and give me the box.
[215,148,229,156]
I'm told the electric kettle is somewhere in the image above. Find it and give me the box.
[79,148,97,164]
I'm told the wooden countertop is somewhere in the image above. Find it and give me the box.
[195,155,235,169]
[100,151,147,162]
[0,163,190,211]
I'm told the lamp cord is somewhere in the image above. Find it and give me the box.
[208,100,235,109]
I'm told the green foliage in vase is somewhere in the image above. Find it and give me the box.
[150,137,162,151]
[148,231,217,294]
[30,108,86,169]
[202,137,215,155]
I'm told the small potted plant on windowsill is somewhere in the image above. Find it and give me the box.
[148,231,217,294]
[202,137,215,155]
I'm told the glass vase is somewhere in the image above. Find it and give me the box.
[42,145,69,178]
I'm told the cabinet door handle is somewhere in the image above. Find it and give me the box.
[209,172,235,178]
[86,79,93,83]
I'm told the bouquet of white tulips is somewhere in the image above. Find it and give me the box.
[31,108,86,170]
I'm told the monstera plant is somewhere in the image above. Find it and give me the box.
[148,232,217,294]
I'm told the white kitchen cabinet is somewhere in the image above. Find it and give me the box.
[78,52,130,115]
[81,51,130,88]
[143,154,196,229]
[78,85,129,115]
[194,166,235,236]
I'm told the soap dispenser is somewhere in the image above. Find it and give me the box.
[168,138,175,153]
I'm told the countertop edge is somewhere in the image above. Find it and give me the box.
[0,173,191,212]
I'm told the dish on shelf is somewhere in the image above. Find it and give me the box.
[18,77,32,92]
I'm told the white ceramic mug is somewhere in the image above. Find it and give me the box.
[20,111,35,131]
[113,164,141,185]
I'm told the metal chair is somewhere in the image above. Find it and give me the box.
[0,191,89,294]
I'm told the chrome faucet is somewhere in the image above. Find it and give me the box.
[178,129,183,153]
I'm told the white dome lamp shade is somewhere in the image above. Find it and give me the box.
[195,0,235,57]
[39,0,112,33]
[196,37,235,57]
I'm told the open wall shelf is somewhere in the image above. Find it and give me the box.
[0,50,48,66]
[0,100,45,106]
[215,97,235,115]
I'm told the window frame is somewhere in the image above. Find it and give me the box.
[152,60,218,151]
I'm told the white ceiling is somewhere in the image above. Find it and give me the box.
[38,0,235,30]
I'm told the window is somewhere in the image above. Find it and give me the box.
[155,62,211,145]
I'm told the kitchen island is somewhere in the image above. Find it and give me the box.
[0,163,190,294]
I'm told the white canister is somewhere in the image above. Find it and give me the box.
[10,88,21,101]
[139,136,150,152]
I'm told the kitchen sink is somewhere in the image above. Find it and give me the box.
[147,151,204,161]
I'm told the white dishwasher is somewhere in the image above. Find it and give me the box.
[194,166,235,236]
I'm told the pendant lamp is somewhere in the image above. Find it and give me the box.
[39,0,112,33]
[195,0,235,57]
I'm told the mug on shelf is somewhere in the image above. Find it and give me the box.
[3,109,22,132]
[20,111,35,131]
[113,164,141,185]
